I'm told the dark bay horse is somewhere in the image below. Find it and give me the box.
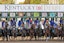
[29,24,35,40]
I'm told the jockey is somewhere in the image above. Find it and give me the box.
[25,18,32,29]
[50,19,55,27]
[53,23,58,33]
[18,18,23,27]
[34,18,40,29]
[10,18,16,28]
[60,18,63,25]
[53,23,58,29]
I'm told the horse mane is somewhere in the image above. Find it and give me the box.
[31,24,35,29]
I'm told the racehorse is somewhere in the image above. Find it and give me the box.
[45,26,50,39]
[36,24,41,40]
[61,24,64,40]
[11,26,17,39]
[29,24,35,40]
[44,20,50,41]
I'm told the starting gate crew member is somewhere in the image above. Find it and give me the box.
[40,19,44,29]
[2,20,8,41]
[40,19,45,36]
[2,20,6,29]
[3,22,9,41]
[2,20,6,37]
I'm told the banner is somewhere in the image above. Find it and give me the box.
[0,4,64,12]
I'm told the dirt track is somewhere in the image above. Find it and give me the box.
[0,41,64,43]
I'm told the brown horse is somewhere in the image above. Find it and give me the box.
[61,24,64,40]
[29,24,35,40]
[44,20,50,41]
[45,26,50,38]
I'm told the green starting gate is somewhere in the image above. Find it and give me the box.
[0,12,64,21]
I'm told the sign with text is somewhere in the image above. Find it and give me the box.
[26,13,31,17]
[2,12,8,17]
[0,4,64,12]
[42,12,47,17]
[18,12,24,17]
[10,13,15,17]
[58,12,63,17]
[49,13,56,17]
[34,12,40,17]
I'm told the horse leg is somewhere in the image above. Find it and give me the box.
[34,30,37,40]
[30,33,33,40]
[45,31,47,41]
